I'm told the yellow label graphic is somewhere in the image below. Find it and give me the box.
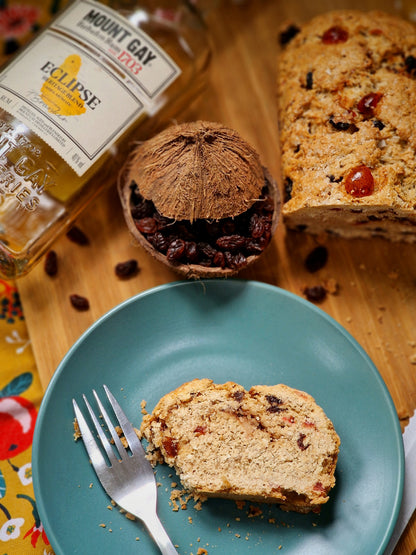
[40,54,87,116]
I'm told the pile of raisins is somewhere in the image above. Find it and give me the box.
[129,184,274,271]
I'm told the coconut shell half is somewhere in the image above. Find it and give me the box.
[118,121,281,278]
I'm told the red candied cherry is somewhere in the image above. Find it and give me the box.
[322,26,349,44]
[357,93,383,118]
[344,165,375,197]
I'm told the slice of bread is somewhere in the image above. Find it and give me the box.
[140,378,340,513]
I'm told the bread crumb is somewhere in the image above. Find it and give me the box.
[107,505,113,511]
[141,399,148,415]
[99,523,106,528]
[89,483,93,489]
[248,505,262,518]
[197,548,208,555]
[73,418,81,441]
[324,278,339,295]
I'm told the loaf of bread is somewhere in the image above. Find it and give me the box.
[140,378,340,513]
[278,10,416,242]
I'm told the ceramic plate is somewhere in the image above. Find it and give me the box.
[33,280,403,555]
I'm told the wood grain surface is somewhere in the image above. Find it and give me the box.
[18,1,416,552]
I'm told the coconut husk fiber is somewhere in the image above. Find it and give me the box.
[123,120,266,221]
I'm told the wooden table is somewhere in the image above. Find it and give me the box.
[18,1,416,552]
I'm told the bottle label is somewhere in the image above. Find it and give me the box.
[0,0,181,176]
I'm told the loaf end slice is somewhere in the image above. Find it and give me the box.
[140,378,340,513]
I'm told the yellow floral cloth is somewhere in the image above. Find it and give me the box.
[0,2,68,553]
[0,280,53,554]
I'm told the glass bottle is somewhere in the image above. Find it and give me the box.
[0,0,210,279]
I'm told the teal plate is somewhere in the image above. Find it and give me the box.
[33,280,403,555]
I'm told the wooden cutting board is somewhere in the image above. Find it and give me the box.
[18,1,416,552]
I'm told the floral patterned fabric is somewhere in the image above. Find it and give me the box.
[0,2,68,553]
[0,280,53,553]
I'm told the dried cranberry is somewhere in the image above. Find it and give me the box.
[66,226,89,246]
[166,238,186,262]
[232,390,245,401]
[344,165,375,197]
[193,426,207,435]
[313,481,327,493]
[69,294,90,311]
[162,437,178,457]
[322,26,348,44]
[305,246,328,273]
[44,250,58,277]
[357,92,382,118]
[136,217,158,234]
[115,259,139,279]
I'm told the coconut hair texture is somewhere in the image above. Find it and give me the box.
[140,379,340,514]
[118,121,280,278]
[122,120,266,221]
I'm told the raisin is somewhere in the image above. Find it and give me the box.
[373,120,385,130]
[228,253,247,270]
[213,251,226,268]
[305,246,328,273]
[69,294,90,311]
[162,437,178,458]
[115,259,139,279]
[166,238,186,262]
[322,26,348,44]
[306,71,313,89]
[329,118,353,132]
[249,213,265,238]
[405,54,416,75]
[185,241,198,262]
[328,174,343,183]
[344,165,375,197]
[266,395,286,413]
[66,226,89,245]
[284,177,293,202]
[199,242,217,259]
[216,235,246,252]
[357,92,382,118]
[148,232,170,253]
[232,390,245,401]
[131,197,154,219]
[279,24,300,46]
[303,285,327,303]
[44,250,58,277]
[297,433,310,450]
[136,217,158,234]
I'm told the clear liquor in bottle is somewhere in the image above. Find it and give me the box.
[0,0,210,278]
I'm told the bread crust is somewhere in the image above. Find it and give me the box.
[278,10,416,241]
[140,379,340,513]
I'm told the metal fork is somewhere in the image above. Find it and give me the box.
[72,384,178,555]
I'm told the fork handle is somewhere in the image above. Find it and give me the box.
[145,513,179,555]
